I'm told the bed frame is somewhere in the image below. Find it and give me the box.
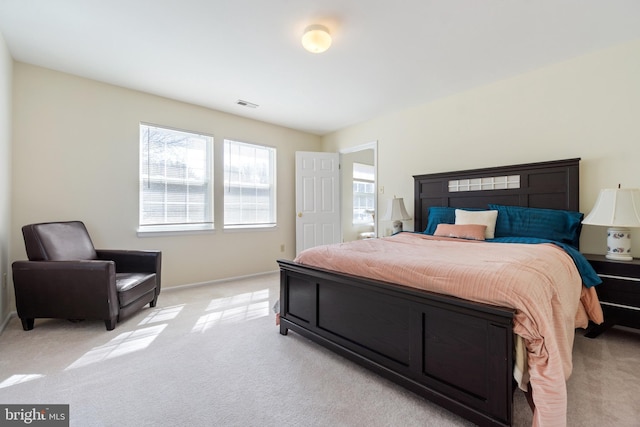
[278,158,580,426]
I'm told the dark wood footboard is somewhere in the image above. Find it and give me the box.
[278,259,515,427]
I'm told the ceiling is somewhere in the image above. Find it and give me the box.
[1,1,639,135]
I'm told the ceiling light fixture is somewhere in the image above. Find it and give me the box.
[301,24,332,53]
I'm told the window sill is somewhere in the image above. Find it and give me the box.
[137,224,215,237]
[224,224,277,232]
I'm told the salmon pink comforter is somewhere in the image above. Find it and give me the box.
[294,233,603,427]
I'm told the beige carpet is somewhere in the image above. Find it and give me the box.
[0,272,638,426]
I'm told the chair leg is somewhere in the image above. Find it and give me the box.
[104,317,117,331]
[150,293,158,308]
[21,318,34,331]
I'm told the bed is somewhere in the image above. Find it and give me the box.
[277,158,602,427]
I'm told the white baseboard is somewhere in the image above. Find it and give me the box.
[0,310,16,335]
[162,270,279,292]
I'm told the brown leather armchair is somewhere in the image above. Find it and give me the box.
[12,221,161,331]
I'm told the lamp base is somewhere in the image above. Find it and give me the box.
[606,227,633,261]
[392,220,403,234]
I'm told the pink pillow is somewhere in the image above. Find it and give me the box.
[433,223,487,241]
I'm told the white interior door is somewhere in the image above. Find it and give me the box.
[295,151,341,255]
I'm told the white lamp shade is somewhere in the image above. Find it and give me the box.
[301,25,332,53]
[382,198,411,222]
[582,188,640,227]
[583,188,640,261]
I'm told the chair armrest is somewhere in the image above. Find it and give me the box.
[95,250,161,274]
[11,260,119,319]
[96,250,162,293]
[12,259,116,276]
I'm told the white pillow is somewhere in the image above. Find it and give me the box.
[455,209,498,239]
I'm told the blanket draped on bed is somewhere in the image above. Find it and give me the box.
[294,233,603,427]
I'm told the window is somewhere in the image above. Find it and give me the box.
[139,124,213,231]
[353,162,375,225]
[224,140,276,228]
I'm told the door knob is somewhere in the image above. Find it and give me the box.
[298,212,303,217]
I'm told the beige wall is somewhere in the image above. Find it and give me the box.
[11,63,321,293]
[0,32,12,326]
[323,40,640,257]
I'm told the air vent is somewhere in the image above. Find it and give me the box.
[236,99,259,108]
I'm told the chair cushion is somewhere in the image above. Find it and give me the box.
[23,221,97,261]
[116,273,157,307]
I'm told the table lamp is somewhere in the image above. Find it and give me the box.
[582,187,640,261]
[382,197,411,234]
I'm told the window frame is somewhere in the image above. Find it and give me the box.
[352,162,375,226]
[223,139,277,230]
[138,123,214,235]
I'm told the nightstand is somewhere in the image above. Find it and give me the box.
[583,253,640,338]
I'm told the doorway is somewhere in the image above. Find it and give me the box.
[340,142,377,242]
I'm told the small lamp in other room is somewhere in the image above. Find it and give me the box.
[582,187,640,261]
[382,197,411,234]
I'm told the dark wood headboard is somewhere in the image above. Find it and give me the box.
[413,158,580,233]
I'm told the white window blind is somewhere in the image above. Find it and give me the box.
[139,124,213,230]
[224,139,276,227]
